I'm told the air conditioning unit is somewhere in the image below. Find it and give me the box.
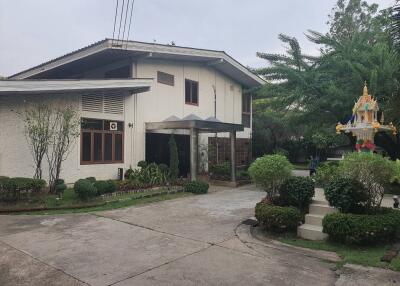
[109,122,118,131]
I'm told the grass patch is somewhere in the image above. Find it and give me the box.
[291,162,309,170]
[1,188,192,215]
[279,236,396,270]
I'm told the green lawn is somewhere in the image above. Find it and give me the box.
[279,236,399,271]
[0,188,192,215]
[291,162,310,170]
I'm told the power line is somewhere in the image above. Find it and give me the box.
[125,0,135,47]
[121,0,131,44]
[116,0,126,43]
[111,0,120,46]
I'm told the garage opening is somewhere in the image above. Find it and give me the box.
[145,133,190,177]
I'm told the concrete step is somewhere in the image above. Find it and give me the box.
[305,214,324,226]
[311,199,329,206]
[309,204,337,216]
[297,224,328,241]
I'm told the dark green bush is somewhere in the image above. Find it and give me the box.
[158,164,169,174]
[255,202,302,233]
[0,177,46,202]
[169,135,179,181]
[0,176,9,188]
[94,180,117,195]
[85,177,96,183]
[314,161,340,188]
[323,209,400,245]
[54,178,67,195]
[124,167,135,180]
[137,160,148,169]
[324,177,368,213]
[209,162,231,180]
[279,177,315,210]
[74,179,97,200]
[184,181,209,194]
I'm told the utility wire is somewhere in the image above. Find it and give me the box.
[121,0,131,44]
[125,0,135,48]
[116,0,126,44]
[111,0,120,46]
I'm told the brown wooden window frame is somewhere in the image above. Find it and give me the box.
[242,93,251,128]
[157,71,175,86]
[185,79,199,106]
[80,118,124,165]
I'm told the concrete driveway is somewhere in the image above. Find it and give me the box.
[0,186,338,286]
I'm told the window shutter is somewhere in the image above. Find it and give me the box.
[82,93,103,113]
[81,93,124,115]
[104,93,124,115]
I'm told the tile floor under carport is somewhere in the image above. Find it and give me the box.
[0,186,340,286]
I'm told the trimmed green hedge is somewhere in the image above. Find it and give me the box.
[74,179,97,201]
[0,177,46,202]
[184,181,209,194]
[278,177,315,210]
[323,209,400,245]
[255,202,302,233]
[94,180,117,195]
[324,177,368,213]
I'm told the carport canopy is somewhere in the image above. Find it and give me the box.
[146,114,244,182]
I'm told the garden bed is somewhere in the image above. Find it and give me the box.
[0,187,188,214]
[252,225,400,271]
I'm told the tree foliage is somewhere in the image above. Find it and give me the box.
[253,0,400,159]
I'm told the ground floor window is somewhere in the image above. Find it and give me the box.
[81,118,124,164]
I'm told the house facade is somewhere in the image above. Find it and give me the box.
[0,39,264,183]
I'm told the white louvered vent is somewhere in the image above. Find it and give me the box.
[82,94,103,113]
[81,93,124,115]
[104,94,124,115]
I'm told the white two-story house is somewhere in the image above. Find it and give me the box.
[0,39,264,183]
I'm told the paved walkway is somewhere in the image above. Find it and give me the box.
[0,186,398,285]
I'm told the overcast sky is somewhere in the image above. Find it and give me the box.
[0,0,394,77]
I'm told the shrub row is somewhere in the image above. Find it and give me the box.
[323,209,400,245]
[184,181,209,194]
[0,177,46,202]
[255,201,302,233]
[74,178,116,200]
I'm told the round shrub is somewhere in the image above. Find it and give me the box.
[323,209,400,245]
[248,154,293,199]
[74,179,97,200]
[184,181,209,194]
[137,160,148,169]
[94,180,117,195]
[54,179,67,194]
[324,177,368,213]
[279,177,315,210]
[339,152,396,208]
[124,167,135,180]
[255,202,302,233]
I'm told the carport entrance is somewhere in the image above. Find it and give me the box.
[145,133,190,177]
[146,115,244,182]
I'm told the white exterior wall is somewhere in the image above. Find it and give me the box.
[0,59,252,183]
[133,59,251,169]
[0,93,134,183]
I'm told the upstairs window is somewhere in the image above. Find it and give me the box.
[81,118,124,164]
[157,71,175,86]
[185,79,199,105]
[242,94,251,128]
